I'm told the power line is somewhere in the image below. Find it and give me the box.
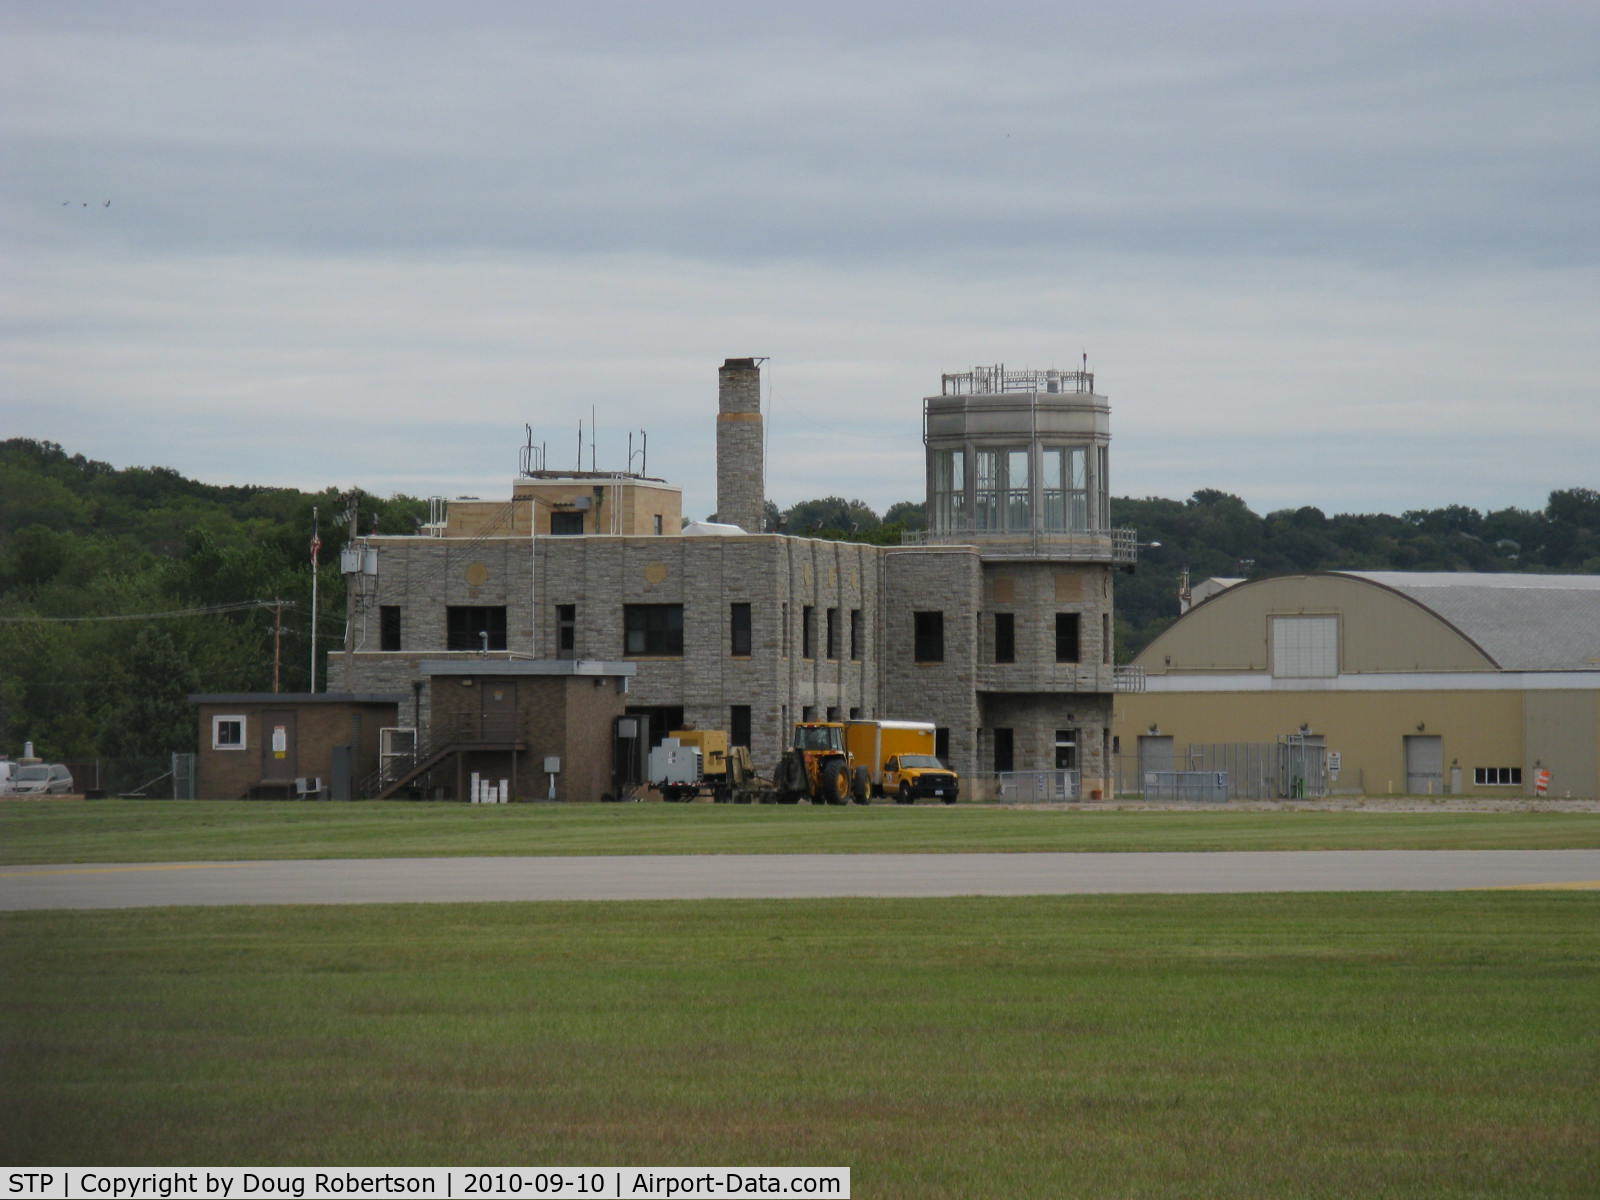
[0,600,293,625]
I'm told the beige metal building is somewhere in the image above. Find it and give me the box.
[1115,572,1600,799]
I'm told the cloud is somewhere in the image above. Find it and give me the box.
[2,2,1597,523]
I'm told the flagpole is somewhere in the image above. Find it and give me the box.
[310,506,320,694]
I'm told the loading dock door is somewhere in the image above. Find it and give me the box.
[1405,734,1443,795]
[1139,735,1174,783]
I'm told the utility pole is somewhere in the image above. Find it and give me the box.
[273,600,284,692]
[310,507,321,694]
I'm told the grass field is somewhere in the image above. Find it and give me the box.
[3,799,1598,864]
[2,893,1596,1197]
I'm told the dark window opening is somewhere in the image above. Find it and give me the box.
[626,705,684,750]
[826,706,840,722]
[935,727,950,764]
[1056,613,1080,663]
[380,605,402,651]
[850,609,862,660]
[624,604,683,656]
[802,606,815,658]
[550,510,584,535]
[826,608,839,660]
[1103,612,1112,665]
[447,605,507,651]
[1055,729,1077,771]
[914,611,944,662]
[994,612,1015,663]
[556,604,576,658]
[993,728,1014,773]
[731,603,752,656]
[730,705,752,749]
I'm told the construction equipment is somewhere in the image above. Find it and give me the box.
[845,719,960,803]
[648,729,760,803]
[774,722,871,805]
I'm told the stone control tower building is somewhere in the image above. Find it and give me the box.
[914,364,1136,798]
[715,357,765,532]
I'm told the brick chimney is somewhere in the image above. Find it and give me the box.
[715,357,765,532]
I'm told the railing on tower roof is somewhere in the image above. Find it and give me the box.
[940,365,1095,396]
[900,526,1139,564]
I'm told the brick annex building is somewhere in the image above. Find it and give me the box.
[328,359,1143,797]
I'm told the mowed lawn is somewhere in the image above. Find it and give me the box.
[2,893,1595,1197]
[3,799,1598,863]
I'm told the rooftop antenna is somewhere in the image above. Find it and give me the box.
[576,419,582,472]
[591,405,597,471]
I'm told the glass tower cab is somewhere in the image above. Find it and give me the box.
[914,364,1135,564]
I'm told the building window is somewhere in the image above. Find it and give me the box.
[781,603,790,658]
[556,604,576,658]
[802,606,815,659]
[654,514,664,535]
[1055,729,1077,771]
[1474,767,1522,786]
[1056,613,1080,663]
[730,705,752,749]
[933,449,966,531]
[993,728,1014,773]
[1042,446,1089,531]
[1005,448,1030,530]
[849,706,862,720]
[730,603,752,656]
[1097,445,1109,528]
[826,608,839,660]
[826,706,840,722]
[549,510,584,535]
[850,609,862,660]
[802,705,815,722]
[1272,615,1338,678]
[935,727,950,764]
[974,449,1002,532]
[914,611,944,662]
[380,605,402,651]
[994,612,1015,663]
[447,606,507,651]
[624,604,683,656]
[212,715,246,751]
[1103,612,1112,665]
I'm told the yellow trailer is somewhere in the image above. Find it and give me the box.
[844,720,959,802]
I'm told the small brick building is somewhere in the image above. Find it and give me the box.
[374,659,635,802]
[190,693,403,800]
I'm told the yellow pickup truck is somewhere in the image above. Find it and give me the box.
[881,752,960,804]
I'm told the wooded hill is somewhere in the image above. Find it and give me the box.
[3,437,1596,762]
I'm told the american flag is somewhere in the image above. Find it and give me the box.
[310,513,321,566]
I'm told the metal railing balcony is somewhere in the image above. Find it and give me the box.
[940,365,1096,396]
[901,526,1138,563]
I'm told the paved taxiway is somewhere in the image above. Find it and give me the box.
[2,850,1597,910]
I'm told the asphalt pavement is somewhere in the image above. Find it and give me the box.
[2,849,1597,910]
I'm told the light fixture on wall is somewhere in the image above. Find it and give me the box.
[1147,723,1160,735]
[1299,723,1310,733]
[1416,722,1426,732]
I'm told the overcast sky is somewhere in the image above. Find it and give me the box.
[5,0,1597,523]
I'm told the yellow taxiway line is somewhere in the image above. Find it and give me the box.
[0,862,255,878]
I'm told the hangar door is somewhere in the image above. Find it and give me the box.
[1404,735,1443,795]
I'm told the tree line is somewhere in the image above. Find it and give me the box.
[3,436,1595,763]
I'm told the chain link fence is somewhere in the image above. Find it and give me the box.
[1115,737,1331,802]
